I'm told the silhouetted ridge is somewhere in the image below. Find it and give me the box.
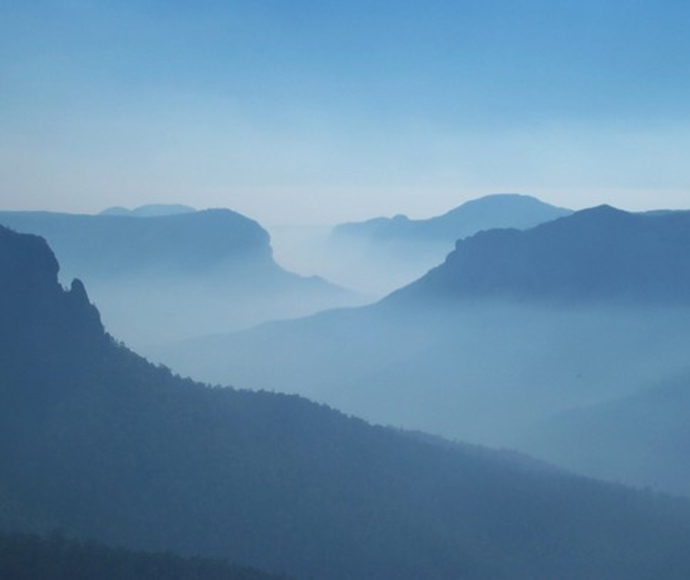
[0,208,273,278]
[0,225,103,342]
[334,193,572,243]
[100,204,196,217]
[527,372,690,497]
[0,209,357,346]
[4,227,690,579]
[389,205,690,304]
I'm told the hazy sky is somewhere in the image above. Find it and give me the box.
[2,1,690,225]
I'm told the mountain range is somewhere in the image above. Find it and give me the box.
[0,209,361,347]
[155,206,690,497]
[4,224,690,578]
[389,204,690,305]
[333,193,572,243]
[100,204,197,217]
[315,194,572,295]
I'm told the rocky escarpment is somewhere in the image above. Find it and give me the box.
[388,205,690,305]
[0,225,106,376]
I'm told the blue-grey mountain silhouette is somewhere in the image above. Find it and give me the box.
[0,209,360,346]
[100,204,197,217]
[524,372,690,497]
[388,205,690,305]
[321,193,571,295]
[4,225,690,579]
[155,205,690,499]
[334,193,572,243]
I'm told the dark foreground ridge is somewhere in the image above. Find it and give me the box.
[0,532,291,580]
[3,223,690,580]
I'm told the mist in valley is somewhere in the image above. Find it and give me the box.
[268,194,572,297]
[6,1,690,577]
[147,205,690,499]
[4,201,690,579]
[269,223,449,297]
[0,209,368,349]
[5,202,688,501]
[149,300,690,491]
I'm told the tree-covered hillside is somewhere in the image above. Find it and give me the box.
[0,533,291,580]
[3,224,690,580]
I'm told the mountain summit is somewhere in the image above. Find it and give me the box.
[334,194,572,243]
[100,204,197,217]
[389,205,690,305]
[321,194,572,295]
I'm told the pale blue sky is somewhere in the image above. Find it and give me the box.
[2,1,690,224]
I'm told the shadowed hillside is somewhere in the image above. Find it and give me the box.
[0,533,291,580]
[4,224,690,579]
[523,372,690,497]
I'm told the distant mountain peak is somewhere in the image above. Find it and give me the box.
[571,204,631,218]
[442,193,570,216]
[100,204,196,217]
[333,193,572,244]
[447,192,549,208]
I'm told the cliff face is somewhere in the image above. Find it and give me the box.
[0,225,60,310]
[0,209,274,280]
[0,226,105,378]
[388,206,690,305]
[0,210,356,348]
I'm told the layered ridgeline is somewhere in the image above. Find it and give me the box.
[389,204,690,304]
[0,208,360,348]
[317,194,571,295]
[4,229,690,578]
[156,206,690,496]
[525,372,690,498]
[334,194,572,243]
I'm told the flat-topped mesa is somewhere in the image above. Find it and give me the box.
[0,208,356,347]
[0,225,60,306]
[387,205,690,305]
[0,208,275,280]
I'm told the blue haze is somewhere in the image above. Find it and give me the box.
[2,1,690,223]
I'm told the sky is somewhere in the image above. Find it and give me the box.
[2,0,690,225]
